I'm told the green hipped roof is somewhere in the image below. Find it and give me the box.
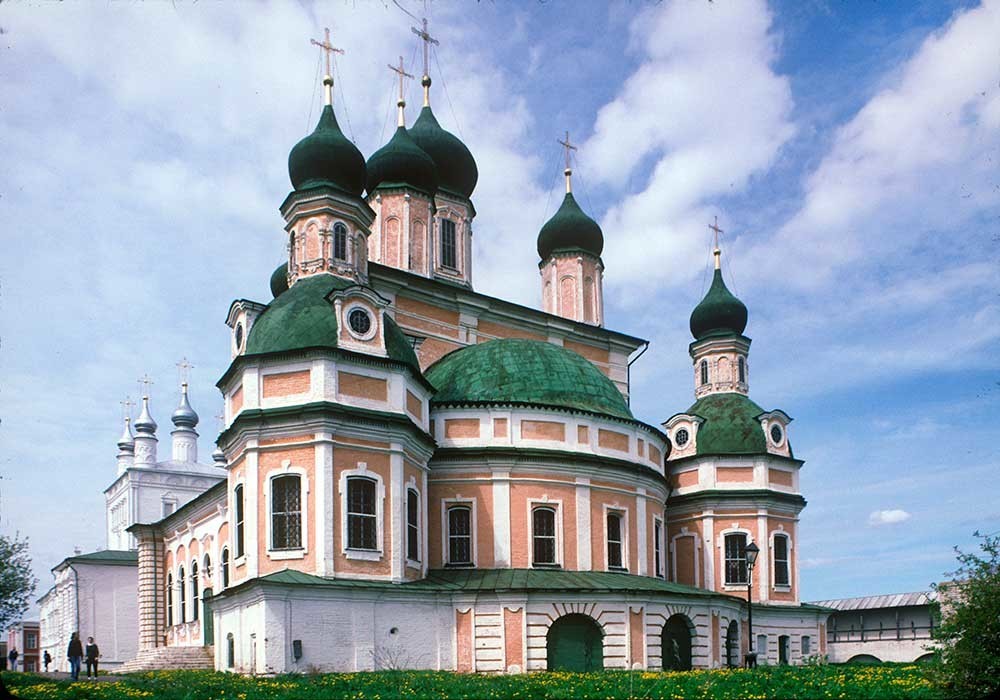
[245,273,421,373]
[410,105,478,199]
[240,567,729,599]
[54,549,138,571]
[425,339,632,420]
[366,126,438,197]
[685,392,787,456]
[288,105,366,196]
[270,262,289,298]
[689,268,748,340]
[537,192,604,260]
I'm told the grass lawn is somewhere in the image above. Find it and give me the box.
[0,664,946,700]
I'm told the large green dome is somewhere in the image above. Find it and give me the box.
[245,273,420,372]
[288,105,366,196]
[537,192,604,260]
[425,339,632,420]
[410,106,478,199]
[366,126,438,197]
[689,269,748,340]
[684,393,785,456]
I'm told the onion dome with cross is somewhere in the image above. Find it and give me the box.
[537,133,604,260]
[689,220,748,340]
[287,29,366,197]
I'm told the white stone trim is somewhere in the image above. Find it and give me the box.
[670,527,701,588]
[405,482,422,569]
[769,527,793,591]
[492,472,511,567]
[263,461,310,559]
[575,478,592,570]
[528,497,564,568]
[602,502,630,572]
[717,525,756,590]
[338,463,386,559]
[442,497,478,567]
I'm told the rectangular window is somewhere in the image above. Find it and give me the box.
[271,475,302,550]
[532,507,557,565]
[801,635,811,656]
[447,506,472,565]
[724,533,748,585]
[774,535,790,586]
[333,223,348,260]
[756,634,768,659]
[607,512,624,569]
[347,477,378,550]
[162,501,175,517]
[440,219,457,269]
[166,575,173,626]
[234,485,245,558]
[26,633,37,649]
[221,549,230,588]
[654,520,664,578]
[407,489,420,561]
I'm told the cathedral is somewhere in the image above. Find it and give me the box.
[45,27,831,675]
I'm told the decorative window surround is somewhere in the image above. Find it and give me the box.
[442,498,477,567]
[718,526,755,590]
[602,503,630,572]
[264,461,309,560]
[339,464,385,560]
[528,497,564,568]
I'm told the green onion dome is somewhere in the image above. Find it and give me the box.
[684,393,776,456]
[425,339,633,420]
[365,126,439,197]
[537,192,604,260]
[689,269,748,340]
[288,105,366,196]
[270,263,289,298]
[246,274,420,373]
[409,106,478,199]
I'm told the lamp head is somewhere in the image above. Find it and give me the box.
[745,541,760,567]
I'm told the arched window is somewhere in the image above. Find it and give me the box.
[191,561,199,622]
[700,360,709,385]
[738,357,746,384]
[724,533,748,585]
[234,484,245,558]
[221,548,230,588]
[773,534,790,586]
[346,477,377,550]
[606,512,624,570]
[333,222,348,261]
[447,505,472,566]
[406,489,420,562]
[271,474,302,550]
[654,519,664,578]
[440,219,457,269]
[532,507,557,566]
[226,633,235,669]
[203,553,212,579]
[166,573,173,626]
[178,566,186,624]
[289,231,296,267]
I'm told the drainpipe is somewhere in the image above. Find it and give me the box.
[626,341,650,407]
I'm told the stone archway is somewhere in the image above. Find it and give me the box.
[546,614,604,672]
[725,620,740,668]
[661,614,694,670]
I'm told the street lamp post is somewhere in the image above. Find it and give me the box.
[745,541,760,668]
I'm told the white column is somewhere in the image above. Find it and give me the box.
[390,447,404,582]
[245,443,260,578]
[636,489,647,576]
[315,432,333,576]
[493,471,511,566]
[756,511,769,602]
[576,478,591,570]
[703,512,715,590]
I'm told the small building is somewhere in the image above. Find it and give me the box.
[6,621,40,672]
[809,591,936,663]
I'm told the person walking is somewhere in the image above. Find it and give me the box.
[66,632,83,681]
[6,648,17,672]
[84,637,100,679]
[43,650,52,672]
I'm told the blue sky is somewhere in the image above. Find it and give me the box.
[1,0,998,611]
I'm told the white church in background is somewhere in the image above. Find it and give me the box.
[37,383,225,673]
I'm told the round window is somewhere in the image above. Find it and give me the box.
[770,424,783,444]
[234,323,244,350]
[675,428,689,447]
[348,308,372,336]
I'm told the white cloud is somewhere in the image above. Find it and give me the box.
[869,509,913,526]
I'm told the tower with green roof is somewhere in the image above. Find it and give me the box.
[538,133,605,326]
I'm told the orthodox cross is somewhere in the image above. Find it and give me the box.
[121,396,135,421]
[709,216,724,269]
[215,412,226,432]
[311,27,344,78]
[389,56,414,126]
[176,357,194,386]
[138,374,154,399]
[411,18,438,79]
[557,131,577,193]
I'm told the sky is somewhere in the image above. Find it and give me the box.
[1,0,998,613]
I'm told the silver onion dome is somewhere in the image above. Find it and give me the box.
[117,417,135,452]
[171,383,199,429]
[134,396,158,433]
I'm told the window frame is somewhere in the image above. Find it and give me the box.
[530,504,561,568]
[606,511,626,571]
[670,528,701,587]
[332,222,348,261]
[220,547,230,588]
[268,472,305,554]
[178,565,186,624]
[440,218,458,270]
[346,476,378,551]
[772,532,792,588]
[700,360,709,385]
[234,484,245,560]
[190,560,199,622]
[654,517,664,579]
[406,488,421,565]
[722,531,751,587]
[738,356,746,384]
[445,503,474,567]
[338,466,385,561]
[166,573,174,626]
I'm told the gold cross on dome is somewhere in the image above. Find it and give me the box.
[310,27,344,79]
[709,215,724,249]
[138,374,154,399]
[411,17,439,79]
[176,357,194,386]
[121,396,135,421]
[389,56,414,104]
[557,131,577,172]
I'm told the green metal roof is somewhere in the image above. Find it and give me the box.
[537,192,604,260]
[288,105,366,196]
[54,549,138,572]
[689,269,748,340]
[410,105,478,199]
[244,273,420,373]
[686,392,777,456]
[242,568,730,599]
[425,339,632,420]
[366,126,438,197]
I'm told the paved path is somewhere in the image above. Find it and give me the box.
[12,671,122,683]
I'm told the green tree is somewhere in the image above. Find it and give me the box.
[932,530,1000,698]
[0,532,38,631]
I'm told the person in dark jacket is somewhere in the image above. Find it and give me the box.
[6,648,17,672]
[85,637,100,679]
[66,632,83,681]
[43,650,52,672]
